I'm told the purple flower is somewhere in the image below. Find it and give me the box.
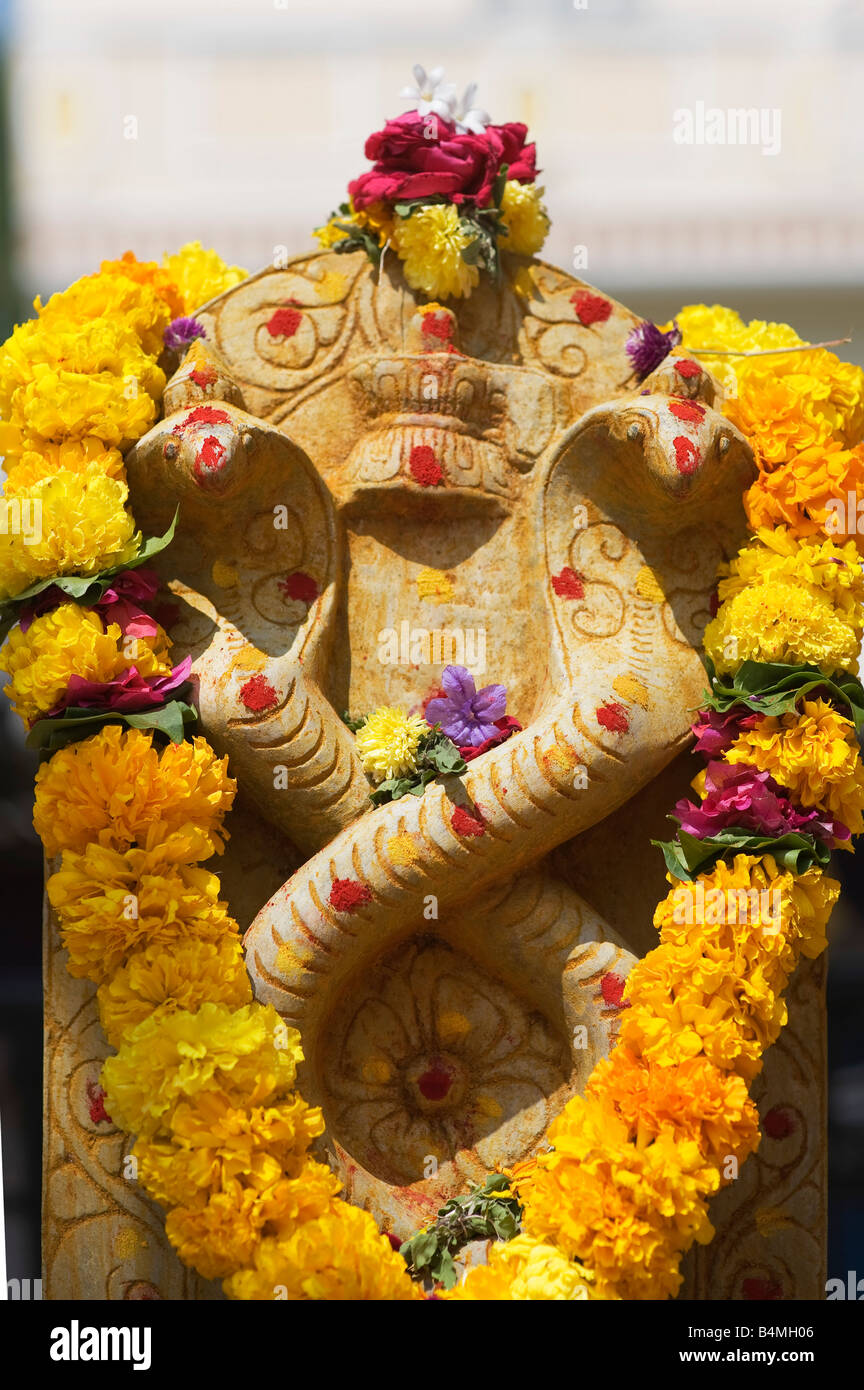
[625,319,682,381]
[691,706,762,758]
[45,656,193,720]
[164,316,206,354]
[424,665,507,748]
[675,760,848,846]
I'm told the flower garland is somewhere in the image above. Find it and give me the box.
[2,237,863,1301]
[444,307,864,1300]
[314,66,550,300]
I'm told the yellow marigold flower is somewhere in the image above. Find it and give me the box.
[446,1235,594,1301]
[33,726,236,857]
[0,466,139,602]
[703,580,860,677]
[393,204,480,300]
[2,437,126,495]
[726,699,864,834]
[98,250,186,322]
[520,1097,716,1301]
[725,350,864,468]
[0,603,170,725]
[673,304,803,395]
[716,528,864,628]
[586,1048,760,1169]
[161,241,248,315]
[164,1156,343,1282]
[355,706,429,782]
[97,936,252,1048]
[3,365,162,457]
[224,1199,423,1301]
[0,313,163,419]
[101,1002,303,1139]
[48,836,235,984]
[36,258,174,356]
[134,1091,330,1210]
[498,181,551,257]
[744,442,864,548]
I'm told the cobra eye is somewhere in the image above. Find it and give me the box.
[164,439,179,460]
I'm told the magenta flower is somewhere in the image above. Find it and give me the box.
[19,568,161,637]
[164,316,206,353]
[424,665,507,747]
[45,656,193,720]
[675,760,848,846]
[691,707,762,757]
[625,320,682,381]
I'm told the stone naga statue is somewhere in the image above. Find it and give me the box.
[120,248,755,1242]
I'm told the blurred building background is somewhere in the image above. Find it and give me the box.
[1,0,863,1293]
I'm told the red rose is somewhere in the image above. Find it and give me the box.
[348,111,536,210]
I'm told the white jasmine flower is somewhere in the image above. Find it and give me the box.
[401,64,457,120]
[452,82,490,134]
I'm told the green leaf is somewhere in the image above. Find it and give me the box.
[0,510,179,645]
[652,824,831,882]
[339,710,368,734]
[701,658,864,732]
[26,699,197,753]
[491,162,510,209]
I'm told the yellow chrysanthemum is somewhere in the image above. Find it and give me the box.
[97,936,252,1048]
[498,181,551,257]
[101,1002,303,1139]
[224,1199,423,1301]
[2,437,126,495]
[47,835,236,984]
[0,466,139,601]
[355,706,429,782]
[393,204,480,300]
[33,726,236,857]
[703,580,860,677]
[0,603,171,725]
[161,241,248,315]
[726,699,864,834]
[446,1235,594,1301]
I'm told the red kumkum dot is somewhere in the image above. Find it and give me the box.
[176,405,230,431]
[674,358,702,379]
[742,1277,783,1301]
[278,571,319,604]
[763,1105,796,1140]
[600,972,629,1007]
[86,1080,112,1126]
[189,364,217,388]
[421,314,453,342]
[239,673,279,712]
[266,306,303,339]
[409,444,444,487]
[596,701,629,734]
[551,566,585,600]
[329,877,372,912]
[195,434,226,478]
[417,1061,452,1101]
[451,805,486,838]
[570,290,612,326]
[673,435,701,475]
[668,397,706,424]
